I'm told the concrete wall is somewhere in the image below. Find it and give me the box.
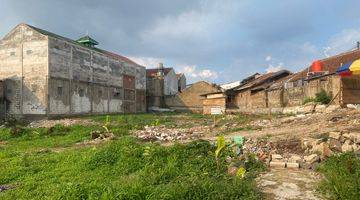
[178,74,186,91]
[146,77,164,108]
[284,75,341,106]
[164,69,178,95]
[48,36,146,115]
[0,24,146,117]
[341,75,360,104]
[0,24,48,116]
[203,97,226,115]
[165,81,220,112]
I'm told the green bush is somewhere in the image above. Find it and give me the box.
[303,97,315,105]
[317,153,360,199]
[315,89,332,105]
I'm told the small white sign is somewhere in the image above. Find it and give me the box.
[210,106,222,115]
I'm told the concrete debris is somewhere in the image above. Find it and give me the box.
[28,118,95,128]
[134,125,208,142]
[270,161,286,168]
[77,131,115,146]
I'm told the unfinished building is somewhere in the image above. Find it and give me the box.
[0,23,146,118]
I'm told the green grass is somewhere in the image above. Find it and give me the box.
[317,153,360,200]
[0,114,264,200]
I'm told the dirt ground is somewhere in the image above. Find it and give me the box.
[257,168,324,200]
[23,108,360,200]
[210,108,360,142]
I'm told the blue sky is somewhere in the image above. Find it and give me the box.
[2,0,360,84]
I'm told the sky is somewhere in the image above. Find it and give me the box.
[2,0,360,84]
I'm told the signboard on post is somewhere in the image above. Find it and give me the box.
[210,106,223,127]
[210,106,223,115]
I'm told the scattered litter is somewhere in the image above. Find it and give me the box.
[134,125,209,142]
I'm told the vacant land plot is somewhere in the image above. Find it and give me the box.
[0,113,265,199]
[0,111,359,199]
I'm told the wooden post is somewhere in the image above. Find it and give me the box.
[213,115,216,127]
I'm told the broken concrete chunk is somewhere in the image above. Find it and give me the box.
[286,162,300,169]
[342,140,354,152]
[271,154,283,161]
[329,132,341,140]
[329,138,342,152]
[322,144,333,158]
[269,161,286,168]
[348,133,360,144]
[304,154,319,164]
[288,155,302,163]
[311,142,324,155]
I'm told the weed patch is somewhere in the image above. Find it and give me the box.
[317,153,360,199]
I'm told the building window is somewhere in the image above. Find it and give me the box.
[79,89,85,97]
[98,90,102,98]
[26,50,33,55]
[114,92,121,98]
[57,86,63,96]
[10,52,15,56]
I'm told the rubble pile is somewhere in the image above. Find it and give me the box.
[28,118,95,128]
[237,130,360,170]
[135,125,209,142]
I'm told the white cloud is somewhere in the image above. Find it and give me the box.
[265,55,272,61]
[178,65,218,81]
[266,62,284,73]
[198,69,218,79]
[141,0,240,43]
[325,28,360,56]
[128,56,164,68]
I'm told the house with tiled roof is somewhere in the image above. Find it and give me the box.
[0,23,146,118]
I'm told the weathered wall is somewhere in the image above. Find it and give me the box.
[47,31,145,116]
[0,24,48,116]
[284,75,341,106]
[178,75,186,91]
[268,89,284,108]
[341,75,360,104]
[164,69,178,95]
[203,97,226,115]
[165,81,220,112]
[146,77,163,108]
[234,90,251,110]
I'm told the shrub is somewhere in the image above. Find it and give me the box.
[303,97,315,105]
[315,89,331,105]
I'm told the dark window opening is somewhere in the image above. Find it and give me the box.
[26,50,33,55]
[114,92,121,98]
[57,86,63,96]
[98,90,102,98]
[79,89,85,97]
[10,52,15,56]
